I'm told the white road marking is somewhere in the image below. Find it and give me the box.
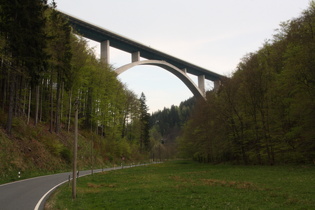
[34,180,68,210]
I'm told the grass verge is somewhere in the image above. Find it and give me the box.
[46,160,315,209]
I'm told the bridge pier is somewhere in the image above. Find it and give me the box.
[101,40,110,64]
[214,80,221,92]
[198,75,205,96]
[132,51,140,62]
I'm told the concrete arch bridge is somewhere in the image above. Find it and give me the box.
[61,12,225,100]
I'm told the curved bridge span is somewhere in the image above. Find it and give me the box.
[60,11,225,99]
[116,60,205,99]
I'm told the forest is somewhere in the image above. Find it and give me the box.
[178,2,315,165]
[0,0,152,176]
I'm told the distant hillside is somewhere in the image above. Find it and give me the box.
[148,97,196,159]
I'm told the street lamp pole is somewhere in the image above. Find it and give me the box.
[72,98,79,199]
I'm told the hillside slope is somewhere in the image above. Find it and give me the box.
[0,113,145,184]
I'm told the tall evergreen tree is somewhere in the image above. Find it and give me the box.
[139,93,150,151]
[46,7,72,133]
[0,0,48,133]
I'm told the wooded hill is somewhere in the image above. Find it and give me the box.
[178,2,315,165]
[149,97,195,159]
[0,0,151,179]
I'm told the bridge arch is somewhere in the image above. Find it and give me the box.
[115,60,206,99]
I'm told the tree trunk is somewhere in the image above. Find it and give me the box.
[253,113,262,164]
[35,85,40,125]
[49,73,54,133]
[61,82,64,126]
[39,81,43,122]
[55,73,61,133]
[2,78,7,111]
[6,76,15,134]
[67,90,72,132]
[22,84,27,116]
[27,88,31,125]
[15,76,22,117]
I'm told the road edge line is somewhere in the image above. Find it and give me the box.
[34,180,68,210]
[33,169,111,210]
[34,163,155,210]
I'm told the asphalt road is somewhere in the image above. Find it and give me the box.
[0,165,134,210]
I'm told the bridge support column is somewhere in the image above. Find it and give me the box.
[101,40,110,64]
[198,75,205,96]
[132,51,140,62]
[214,80,221,92]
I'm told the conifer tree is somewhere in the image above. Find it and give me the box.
[139,93,150,151]
[0,0,48,133]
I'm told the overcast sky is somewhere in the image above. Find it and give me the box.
[53,0,311,113]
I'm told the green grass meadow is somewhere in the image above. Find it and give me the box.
[46,161,315,209]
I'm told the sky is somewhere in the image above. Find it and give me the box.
[52,0,311,113]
